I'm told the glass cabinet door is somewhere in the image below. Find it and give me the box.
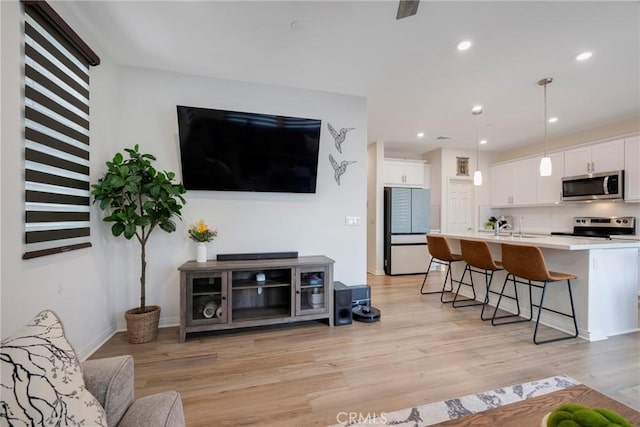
[187,272,228,326]
[296,266,329,315]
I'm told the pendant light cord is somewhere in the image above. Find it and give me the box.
[475,112,480,170]
[538,77,553,157]
[543,81,548,157]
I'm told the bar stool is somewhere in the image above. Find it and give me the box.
[457,240,504,318]
[420,235,463,303]
[492,243,579,345]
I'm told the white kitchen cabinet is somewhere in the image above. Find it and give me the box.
[536,152,565,204]
[490,163,513,206]
[384,159,425,187]
[490,158,538,206]
[512,157,538,205]
[624,135,640,201]
[564,139,625,177]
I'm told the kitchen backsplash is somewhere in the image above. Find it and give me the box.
[479,202,640,234]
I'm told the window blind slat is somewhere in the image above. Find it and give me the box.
[26,211,90,223]
[25,170,89,191]
[26,107,89,145]
[24,15,89,80]
[24,41,89,99]
[25,190,89,207]
[25,85,89,130]
[25,65,89,114]
[26,228,91,244]
[25,128,88,159]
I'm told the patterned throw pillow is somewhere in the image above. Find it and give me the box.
[0,310,107,426]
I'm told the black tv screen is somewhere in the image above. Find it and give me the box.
[177,106,321,193]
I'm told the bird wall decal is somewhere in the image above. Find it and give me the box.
[329,154,356,185]
[327,122,355,154]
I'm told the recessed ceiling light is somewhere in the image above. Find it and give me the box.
[457,40,472,51]
[417,132,425,138]
[480,139,487,145]
[471,105,483,113]
[576,51,592,61]
[548,117,558,123]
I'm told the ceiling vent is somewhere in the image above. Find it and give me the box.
[436,136,451,140]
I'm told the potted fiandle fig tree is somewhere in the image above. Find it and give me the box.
[92,145,186,343]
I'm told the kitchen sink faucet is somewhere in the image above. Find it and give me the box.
[495,219,513,236]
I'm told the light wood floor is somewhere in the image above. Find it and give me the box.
[90,272,640,426]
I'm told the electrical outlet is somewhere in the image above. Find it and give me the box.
[345,216,361,226]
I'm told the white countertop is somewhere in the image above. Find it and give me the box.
[435,232,640,250]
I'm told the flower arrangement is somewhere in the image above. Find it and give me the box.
[188,220,217,243]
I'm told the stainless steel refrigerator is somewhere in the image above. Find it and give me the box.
[384,187,431,275]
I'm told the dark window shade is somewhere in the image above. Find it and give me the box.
[21,1,100,66]
[22,1,99,259]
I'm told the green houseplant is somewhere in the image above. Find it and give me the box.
[92,145,186,343]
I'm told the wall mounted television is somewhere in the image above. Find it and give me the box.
[176,106,322,193]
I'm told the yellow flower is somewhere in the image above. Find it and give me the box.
[197,220,208,233]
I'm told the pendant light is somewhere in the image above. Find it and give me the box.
[472,106,483,186]
[538,77,553,176]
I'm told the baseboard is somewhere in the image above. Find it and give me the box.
[456,288,595,341]
[159,316,179,328]
[78,325,117,361]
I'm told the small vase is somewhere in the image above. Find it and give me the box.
[196,242,207,263]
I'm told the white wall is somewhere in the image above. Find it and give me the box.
[1,1,119,358]
[109,66,368,328]
[1,1,367,355]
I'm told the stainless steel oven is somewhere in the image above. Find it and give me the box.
[561,170,623,201]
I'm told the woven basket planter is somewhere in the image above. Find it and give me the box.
[124,305,161,344]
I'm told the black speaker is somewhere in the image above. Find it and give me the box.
[216,251,298,261]
[333,281,353,326]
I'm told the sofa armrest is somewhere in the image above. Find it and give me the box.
[82,355,135,427]
[118,391,185,427]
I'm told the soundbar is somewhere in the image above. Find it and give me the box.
[216,251,299,261]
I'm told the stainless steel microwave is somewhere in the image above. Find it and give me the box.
[561,170,624,201]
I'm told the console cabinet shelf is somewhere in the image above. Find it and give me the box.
[178,255,334,342]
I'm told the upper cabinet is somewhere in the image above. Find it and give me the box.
[488,136,635,208]
[490,157,539,206]
[624,136,640,202]
[384,159,425,187]
[564,139,625,177]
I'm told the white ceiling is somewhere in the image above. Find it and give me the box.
[63,1,640,155]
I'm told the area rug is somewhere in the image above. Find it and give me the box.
[333,374,580,426]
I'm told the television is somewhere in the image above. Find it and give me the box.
[176,106,322,193]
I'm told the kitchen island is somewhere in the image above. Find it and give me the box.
[432,232,639,341]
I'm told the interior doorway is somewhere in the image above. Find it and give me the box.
[446,178,475,233]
